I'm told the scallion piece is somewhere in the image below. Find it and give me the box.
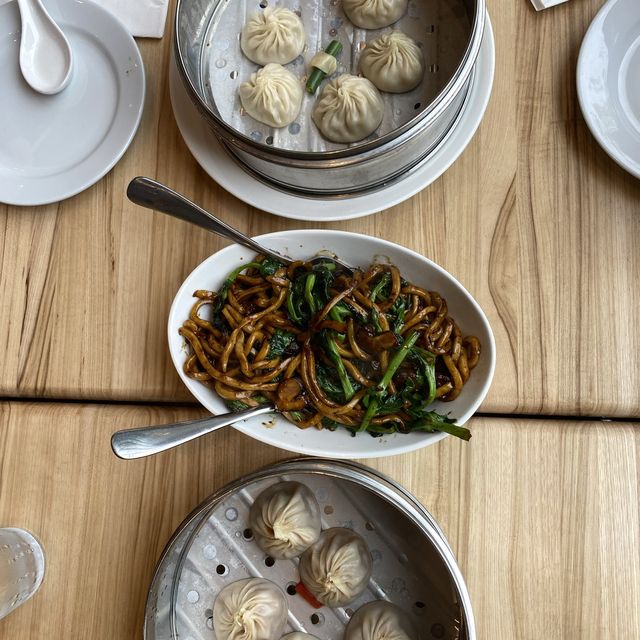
[306,40,343,94]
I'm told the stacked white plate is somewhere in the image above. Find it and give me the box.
[0,0,145,206]
[169,15,495,221]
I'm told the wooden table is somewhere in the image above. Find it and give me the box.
[0,404,638,638]
[1,0,639,637]
[1,0,639,416]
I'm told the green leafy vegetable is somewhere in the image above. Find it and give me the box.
[377,331,420,392]
[366,423,398,435]
[370,307,382,333]
[225,400,249,412]
[374,393,405,415]
[408,346,437,406]
[368,272,392,333]
[408,412,471,441]
[389,296,407,334]
[329,302,351,323]
[315,361,360,403]
[286,274,307,324]
[370,273,391,304]
[315,362,344,399]
[206,258,472,442]
[267,329,296,359]
[312,265,335,304]
[322,332,355,400]
[357,331,419,432]
[213,262,262,314]
[285,265,338,326]
[259,257,285,276]
[304,273,317,314]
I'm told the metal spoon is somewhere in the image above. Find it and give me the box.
[111,404,276,459]
[127,176,354,274]
[17,0,73,95]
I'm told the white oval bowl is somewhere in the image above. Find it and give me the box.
[168,230,496,458]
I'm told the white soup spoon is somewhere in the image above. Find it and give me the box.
[16,0,73,95]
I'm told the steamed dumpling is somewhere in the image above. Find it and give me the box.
[281,634,321,640]
[241,7,305,65]
[239,64,303,128]
[342,0,408,29]
[345,601,417,640]
[360,32,424,93]
[298,527,372,607]
[250,481,321,559]
[213,577,288,640]
[312,75,384,143]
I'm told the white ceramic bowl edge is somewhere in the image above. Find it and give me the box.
[167,230,496,458]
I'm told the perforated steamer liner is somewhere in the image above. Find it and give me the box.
[198,0,469,153]
[144,459,475,640]
[175,0,485,195]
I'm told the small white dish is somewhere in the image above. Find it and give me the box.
[577,0,640,178]
[169,15,495,221]
[167,230,496,459]
[0,0,145,206]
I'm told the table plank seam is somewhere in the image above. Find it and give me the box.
[0,396,638,423]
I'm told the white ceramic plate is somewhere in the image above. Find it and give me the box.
[577,0,640,178]
[169,15,495,221]
[168,230,496,459]
[0,0,145,206]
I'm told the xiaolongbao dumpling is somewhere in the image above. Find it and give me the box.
[298,527,372,607]
[281,634,321,640]
[312,75,384,143]
[345,601,417,640]
[241,7,305,65]
[250,481,321,559]
[342,0,407,29]
[213,577,288,640]
[239,64,303,128]
[360,32,424,93]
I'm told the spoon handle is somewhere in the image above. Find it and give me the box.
[110,404,276,459]
[127,177,289,264]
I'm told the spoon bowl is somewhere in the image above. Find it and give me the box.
[17,0,73,95]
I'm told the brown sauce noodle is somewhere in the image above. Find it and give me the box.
[179,255,481,437]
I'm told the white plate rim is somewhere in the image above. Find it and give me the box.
[167,229,496,459]
[576,0,640,179]
[169,14,495,221]
[0,0,146,206]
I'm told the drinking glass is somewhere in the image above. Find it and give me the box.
[0,528,45,620]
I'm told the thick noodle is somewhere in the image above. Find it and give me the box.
[179,256,481,440]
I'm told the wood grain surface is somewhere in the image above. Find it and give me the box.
[1,0,639,417]
[0,403,637,638]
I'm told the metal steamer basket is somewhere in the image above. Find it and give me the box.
[145,459,475,640]
[175,0,485,196]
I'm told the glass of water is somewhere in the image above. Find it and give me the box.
[0,528,45,620]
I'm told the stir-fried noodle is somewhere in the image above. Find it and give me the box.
[179,255,481,440]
